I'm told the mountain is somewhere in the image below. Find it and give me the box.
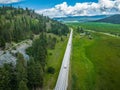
[95,14,120,24]
[53,15,108,23]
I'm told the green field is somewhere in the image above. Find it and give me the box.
[43,34,68,89]
[70,30,120,90]
[67,22,120,35]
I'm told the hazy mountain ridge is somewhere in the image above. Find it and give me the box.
[95,14,120,24]
[53,15,109,22]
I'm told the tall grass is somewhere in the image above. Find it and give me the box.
[71,30,120,90]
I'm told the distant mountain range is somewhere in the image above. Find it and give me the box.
[94,14,120,24]
[53,15,109,23]
[54,14,120,24]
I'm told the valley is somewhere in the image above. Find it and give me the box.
[68,23,120,90]
[0,5,120,90]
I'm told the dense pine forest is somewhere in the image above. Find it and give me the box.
[0,6,69,90]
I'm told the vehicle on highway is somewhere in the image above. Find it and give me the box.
[64,65,67,69]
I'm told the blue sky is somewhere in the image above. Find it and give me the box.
[21,0,98,9]
[0,0,98,9]
[0,0,120,17]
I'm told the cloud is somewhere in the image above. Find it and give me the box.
[36,0,120,18]
[0,0,21,4]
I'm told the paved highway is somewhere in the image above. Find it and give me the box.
[54,29,73,90]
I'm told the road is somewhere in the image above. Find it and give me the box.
[54,29,73,90]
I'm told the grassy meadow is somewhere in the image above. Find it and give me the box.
[67,22,120,35]
[70,29,120,90]
[43,34,68,89]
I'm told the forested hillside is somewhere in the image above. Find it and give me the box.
[0,6,69,90]
[0,6,69,48]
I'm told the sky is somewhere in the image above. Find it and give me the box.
[0,0,98,9]
[0,0,120,17]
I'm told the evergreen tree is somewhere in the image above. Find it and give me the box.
[0,66,9,90]
[0,37,5,48]
[31,32,47,70]
[27,57,44,90]
[16,53,27,87]
[18,80,28,90]
[0,64,13,90]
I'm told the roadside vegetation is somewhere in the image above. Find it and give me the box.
[70,27,120,90]
[43,34,68,89]
[26,32,68,90]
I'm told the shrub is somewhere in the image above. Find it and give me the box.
[49,52,52,56]
[47,67,55,74]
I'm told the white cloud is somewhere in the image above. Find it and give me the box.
[0,0,21,4]
[36,0,120,18]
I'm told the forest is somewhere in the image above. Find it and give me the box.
[0,5,69,48]
[0,6,69,90]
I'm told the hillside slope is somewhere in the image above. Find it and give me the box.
[0,6,69,90]
[0,6,69,49]
[95,14,120,24]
